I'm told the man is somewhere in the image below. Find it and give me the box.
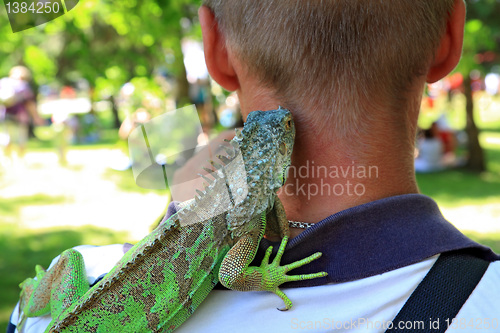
[9,1,499,332]
[172,0,499,331]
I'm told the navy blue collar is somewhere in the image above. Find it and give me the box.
[255,194,499,287]
[166,194,499,288]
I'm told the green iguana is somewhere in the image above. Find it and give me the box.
[18,108,327,332]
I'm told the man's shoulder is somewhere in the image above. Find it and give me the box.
[443,260,500,331]
[177,257,438,333]
[175,255,499,333]
[460,260,500,314]
[46,244,126,283]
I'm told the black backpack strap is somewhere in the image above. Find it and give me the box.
[386,251,490,333]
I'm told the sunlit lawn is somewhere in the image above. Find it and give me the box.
[0,125,146,330]
[0,225,129,329]
[416,131,500,252]
[0,97,499,331]
[417,92,500,250]
[417,131,500,208]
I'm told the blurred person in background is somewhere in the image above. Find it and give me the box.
[0,66,44,163]
[415,127,445,173]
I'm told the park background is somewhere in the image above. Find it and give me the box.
[0,0,500,330]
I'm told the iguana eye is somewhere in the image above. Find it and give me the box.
[285,120,291,130]
[279,142,287,155]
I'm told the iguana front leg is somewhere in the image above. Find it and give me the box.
[18,249,89,329]
[265,196,291,239]
[219,213,327,310]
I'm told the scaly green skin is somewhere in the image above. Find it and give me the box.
[18,108,327,332]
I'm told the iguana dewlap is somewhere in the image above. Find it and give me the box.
[18,108,327,333]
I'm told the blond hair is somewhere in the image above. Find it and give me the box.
[203,0,455,137]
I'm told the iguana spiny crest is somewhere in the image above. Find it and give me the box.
[185,108,295,239]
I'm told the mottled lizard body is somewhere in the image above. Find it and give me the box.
[18,108,327,332]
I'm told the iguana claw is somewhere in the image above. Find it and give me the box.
[259,236,328,311]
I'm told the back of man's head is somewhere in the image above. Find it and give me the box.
[203,0,455,137]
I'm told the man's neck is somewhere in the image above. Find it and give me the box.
[237,92,420,238]
[278,125,419,238]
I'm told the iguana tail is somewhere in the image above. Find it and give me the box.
[48,215,231,332]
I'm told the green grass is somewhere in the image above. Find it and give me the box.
[0,225,128,332]
[415,130,500,255]
[102,168,170,195]
[28,127,126,151]
[462,231,500,254]
[0,194,68,224]
[0,131,167,331]
[416,131,500,208]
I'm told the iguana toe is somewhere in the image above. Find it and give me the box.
[259,236,327,310]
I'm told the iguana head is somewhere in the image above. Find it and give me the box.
[220,107,295,237]
[176,108,294,232]
[236,107,295,194]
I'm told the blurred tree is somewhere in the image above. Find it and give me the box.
[457,0,500,171]
[0,0,201,127]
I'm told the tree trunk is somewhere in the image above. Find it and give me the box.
[172,29,191,108]
[464,75,486,172]
[175,60,190,108]
[109,95,121,129]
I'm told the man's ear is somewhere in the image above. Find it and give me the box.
[426,0,466,83]
[199,6,240,91]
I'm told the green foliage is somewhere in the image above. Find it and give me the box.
[0,0,202,97]
[458,0,500,74]
[23,46,57,84]
[125,76,169,111]
[459,19,493,72]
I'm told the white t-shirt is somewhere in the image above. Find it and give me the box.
[10,245,500,333]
